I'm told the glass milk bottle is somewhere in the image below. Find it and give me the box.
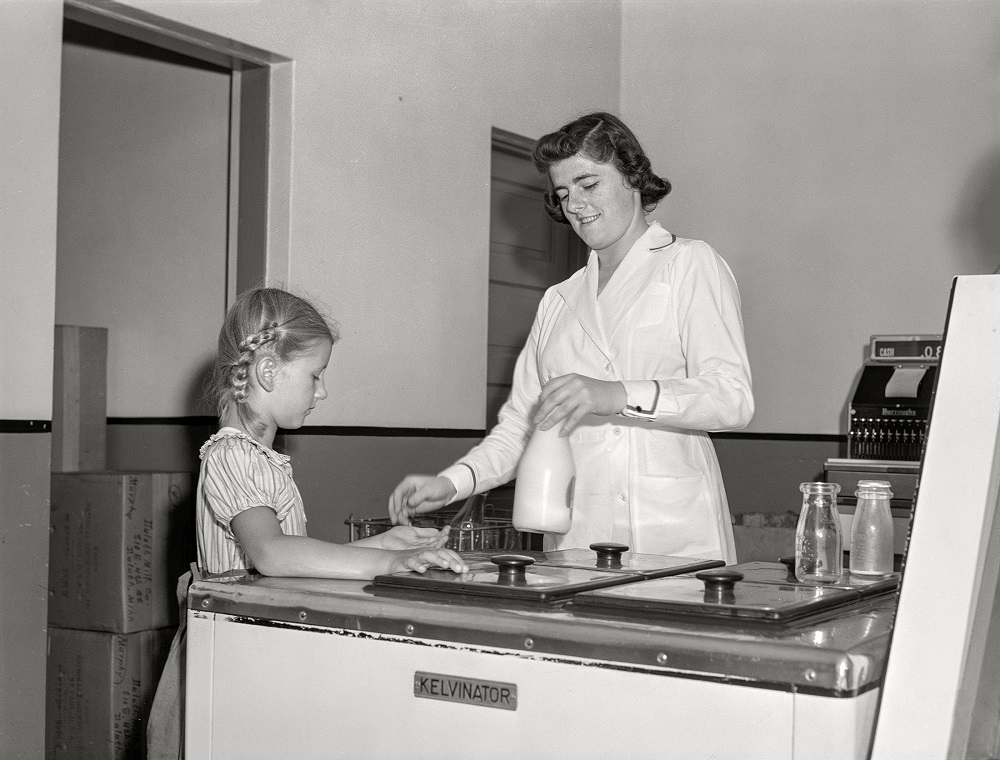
[512,425,574,534]
[795,482,843,583]
[850,479,894,576]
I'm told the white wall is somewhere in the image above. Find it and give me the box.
[111,0,623,430]
[622,0,1000,434]
[1,0,60,420]
[57,25,230,417]
[0,2,63,756]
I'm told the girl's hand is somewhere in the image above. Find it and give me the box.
[534,374,627,434]
[389,547,468,575]
[388,475,457,525]
[368,525,450,550]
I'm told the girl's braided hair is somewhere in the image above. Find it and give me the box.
[207,287,338,434]
[531,111,671,225]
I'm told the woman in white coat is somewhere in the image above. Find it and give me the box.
[389,112,753,562]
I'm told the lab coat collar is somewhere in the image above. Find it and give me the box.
[555,222,676,362]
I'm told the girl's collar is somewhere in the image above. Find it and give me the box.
[200,427,291,464]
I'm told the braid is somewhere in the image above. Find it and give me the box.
[207,288,337,431]
[229,322,278,404]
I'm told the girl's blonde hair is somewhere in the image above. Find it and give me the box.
[207,287,338,435]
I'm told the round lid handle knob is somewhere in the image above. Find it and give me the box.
[695,568,744,592]
[491,554,535,584]
[589,542,629,560]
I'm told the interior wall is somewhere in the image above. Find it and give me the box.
[110,0,623,430]
[621,0,1000,435]
[57,22,230,417]
[0,2,63,757]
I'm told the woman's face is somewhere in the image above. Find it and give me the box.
[548,153,645,256]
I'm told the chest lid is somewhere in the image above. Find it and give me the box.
[539,543,725,578]
[570,567,862,624]
[371,553,643,603]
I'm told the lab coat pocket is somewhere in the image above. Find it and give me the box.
[633,473,716,556]
[639,428,701,479]
[631,283,681,362]
[568,425,612,496]
[633,282,672,328]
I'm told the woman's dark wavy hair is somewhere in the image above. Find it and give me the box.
[532,112,671,225]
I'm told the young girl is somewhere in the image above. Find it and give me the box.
[197,286,466,577]
[148,286,466,759]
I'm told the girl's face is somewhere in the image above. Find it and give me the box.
[548,153,646,258]
[266,338,333,430]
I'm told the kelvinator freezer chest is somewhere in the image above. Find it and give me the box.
[184,546,897,760]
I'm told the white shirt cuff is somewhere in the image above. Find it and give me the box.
[621,380,660,420]
[438,462,476,503]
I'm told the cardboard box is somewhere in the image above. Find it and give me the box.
[52,325,108,472]
[49,472,195,633]
[733,525,796,563]
[46,626,175,760]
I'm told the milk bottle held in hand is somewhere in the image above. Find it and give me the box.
[512,425,574,534]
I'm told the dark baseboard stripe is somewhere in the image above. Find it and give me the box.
[99,418,845,443]
[105,418,486,438]
[0,420,52,433]
[710,432,845,443]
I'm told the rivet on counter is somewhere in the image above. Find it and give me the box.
[656,653,669,665]
[524,637,535,650]
[298,611,308,622]
[405,624,415,636]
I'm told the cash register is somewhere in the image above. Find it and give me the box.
[825,334,942,553]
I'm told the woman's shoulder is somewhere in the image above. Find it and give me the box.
[652,231,729,274]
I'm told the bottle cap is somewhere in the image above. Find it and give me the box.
[856,479,893,498]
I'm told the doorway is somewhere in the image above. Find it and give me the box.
[487,128,587,428]
[58,0,291,425]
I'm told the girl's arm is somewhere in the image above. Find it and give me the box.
[231,507,467,579]
[349,524,451,550]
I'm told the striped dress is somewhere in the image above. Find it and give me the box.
[196,427,308,574]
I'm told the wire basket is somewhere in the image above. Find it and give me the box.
[345,501,527,552]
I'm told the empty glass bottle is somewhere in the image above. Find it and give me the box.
[795,482,843,583]
[850,480,894,576]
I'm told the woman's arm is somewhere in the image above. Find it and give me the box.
[231,507,466,579]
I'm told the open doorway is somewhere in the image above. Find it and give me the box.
[487,128,587,428]
[56,0,291,466]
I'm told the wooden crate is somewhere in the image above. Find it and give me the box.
[52,325,107,471]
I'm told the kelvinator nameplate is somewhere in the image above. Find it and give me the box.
[413,671,517,711]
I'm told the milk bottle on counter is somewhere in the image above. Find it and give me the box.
[850,480,894,576]
[795,481,843,583]
[512,425,574,534]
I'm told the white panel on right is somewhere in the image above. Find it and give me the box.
[870,275,1000,760]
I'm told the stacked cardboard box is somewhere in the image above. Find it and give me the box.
[46,627,175,760]
[47,325,195,760]
[48,472,194,633]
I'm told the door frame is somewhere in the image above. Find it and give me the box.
[64,0,293,308]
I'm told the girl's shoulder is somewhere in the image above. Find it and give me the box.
[199,428,291,468]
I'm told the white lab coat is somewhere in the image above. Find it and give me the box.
[441,222,753,561]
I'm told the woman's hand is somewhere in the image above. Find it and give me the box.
[388,475,457,525]
[388,547,468,575]
[361,525,450,550]
[534,374,627,434]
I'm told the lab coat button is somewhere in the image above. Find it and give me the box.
[613,427,622,436]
